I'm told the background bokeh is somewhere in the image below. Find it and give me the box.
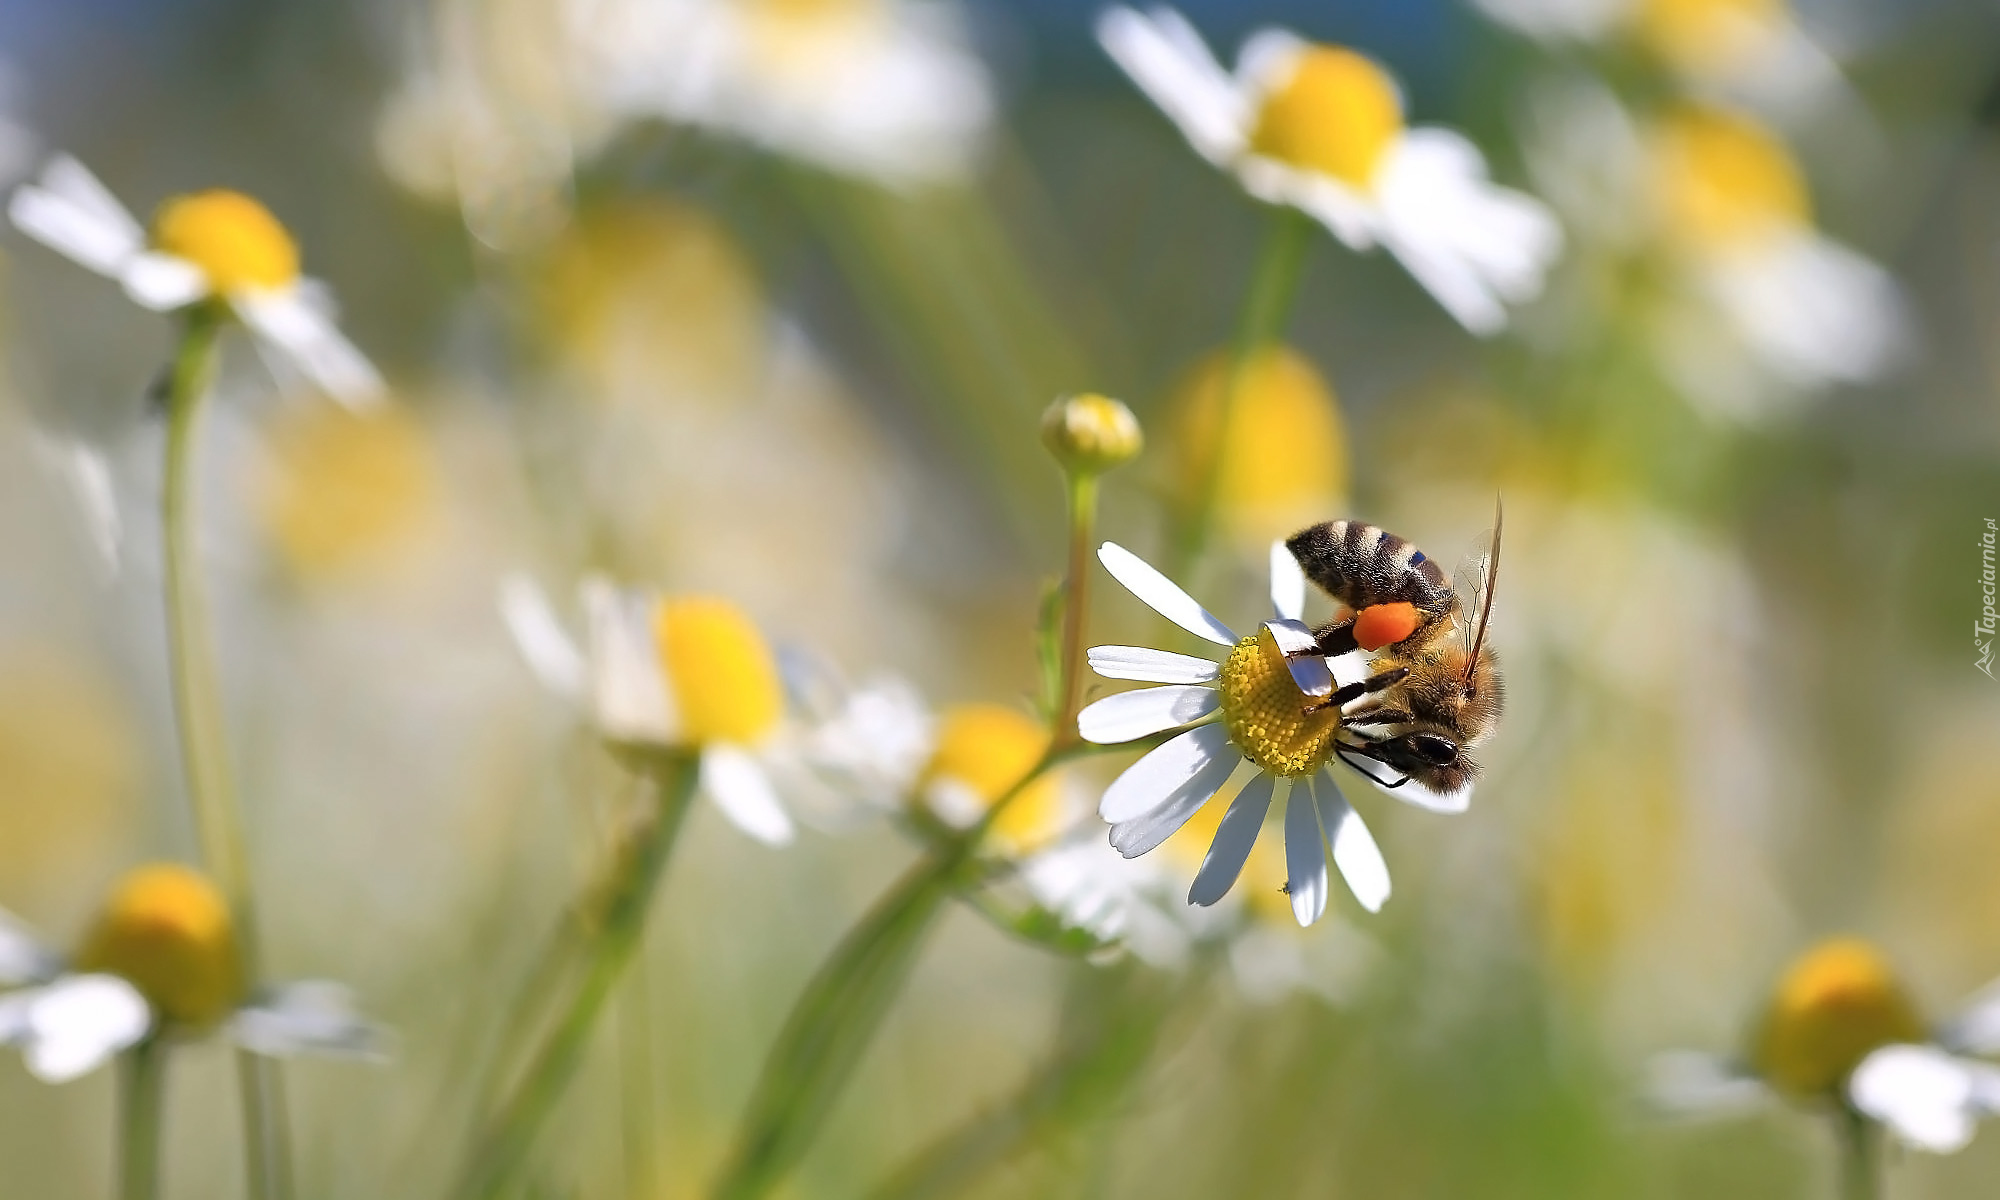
[3,0,2000,1196]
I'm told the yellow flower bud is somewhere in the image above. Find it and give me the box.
[1169,344,1349,547]
[919,704,1064,855]
[74,863,242,1027]
[1755,938,1925,1096]
[654,597,784,747]
[151,190,301,293]
[1041,393,1143,476]
[1653,106,1810,251]
[1249,46,1404,189]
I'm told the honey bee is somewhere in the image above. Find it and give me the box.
[1281,501,1504,803]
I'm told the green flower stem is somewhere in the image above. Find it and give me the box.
[118,1036,169,1200]
[1837,1107,1880,1200]
[619,958,661,1200]
[453,750,701,1200]
[1172,205,1315,577]
[1051,471,1101,746]
[161,308,291,1200]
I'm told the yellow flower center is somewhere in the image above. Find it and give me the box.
[1754,938,1926,1097]
[1248,46,1404,188]
[1170,344,1349,547]
[1653,107,1810,250]
[74,863,241,1027]
[150,190,301,292]
[919,704,1063,854]
[1635,0,1784,78]
[253,406,435,580]
[653,598,784,747]
[1217,628,1342,778]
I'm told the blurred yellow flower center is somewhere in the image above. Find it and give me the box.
[653,598,784,747]
[919,704,1063,853]
[150,190,301,292]
[1635,0,1783,77]
[1217,628,1342,778]
[1249,46,1403,188]
[1654,107,1810,249]
[254,406,434,580]
[1171,345,1348,547]
[74,863,242,1027]
[1754,938,1925,1096]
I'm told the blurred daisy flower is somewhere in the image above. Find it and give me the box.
[499,574,799,845]
[564,0,994,187]
[0,864,382,1084]
[6,156,384,407]
[1651,938,2000,1153]
[1076,540,1446,928]
[1528,85,1903,418]
[1097,6,1561,334]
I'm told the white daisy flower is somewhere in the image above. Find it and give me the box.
[1075,539,1464,928]
[498,572,799,846]
[1650,938,2000,1154]
[564,0,994,187]
[1097,6,1561,335]
[0,865,383,1084]
[7,155,384,408]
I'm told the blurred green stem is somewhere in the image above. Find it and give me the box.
[619,956,661,1200]
[1051,472,1100,745]
[454,750,700,1200]
[1837,1108,1879,1200]
[1172,205,1314,578]
[161,308,291,1200]
[118,1037,167,1200]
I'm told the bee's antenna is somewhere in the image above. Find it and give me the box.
[1464,493,1502,691]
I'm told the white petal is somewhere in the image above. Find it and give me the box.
[581,578,680,744]
[1269,539,1306,621]
[1941,977,2000,1056]
[0,910,59,987]
[1703,230,1904,390]
[1086,645,1220,685]
[1097,543,1236,647]
[19,975,151,1084]
[1188,772,1276,906]
[234,287,386,409]
[1314,773,1389,913]
[1283,779,1328,927]
[1095,6,1248,164]
[119,253,210,311]
[1077,684,1219,745]
[701,744,795,846]
[1099,721,1232,824]
[1644,1051,1773,1117]
[1263,619,1333,697]
[1108,744,1240,858]
[1247,160,1381,249]
[497,574,588,703]
[229,982,387,1061]
[1347,756,1473,814]
[7,155,143,276]
[1849,1045,2000,1154]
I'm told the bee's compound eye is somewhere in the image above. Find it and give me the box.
[1409,733,1458,766]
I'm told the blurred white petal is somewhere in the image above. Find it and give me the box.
[1107,739,1240,858]
[119,253,210,311]
[1097,542,1236,647]
[1086,645,1220,685]
[10,975,151,1084]
[1188,771,1275,906]
[1282,778,1328,926]
[1077,685,1218,745]
[702,743,795,846]
[1314,772,1389,913]
[497,574,588,703]
[1849,1045,2000,1154]
[1702,230,1904,393]
[8,155,143,276]
[1939,977,2000,1056]
[1100,721,1232,824]
[1468,0,1625,42]
[230,982,389,1061]
[582,578,679,744]
[1269,539,1306,620]
[1096,6,1248,165]
[1644,1050,1773,1117]
[235,287,387,409]
[0,911,59,987]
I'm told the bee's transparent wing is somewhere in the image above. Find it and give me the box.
[1451,498,1504,672]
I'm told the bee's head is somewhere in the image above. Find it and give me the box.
[1371,729,1477,798]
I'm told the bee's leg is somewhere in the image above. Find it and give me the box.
[1335,742,1407,789]
[1343,705,1413,728]
[1308,618,1359,658]
[1302,666,1410,715]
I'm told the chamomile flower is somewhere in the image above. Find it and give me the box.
[1097,6,1560,335]
[0,864,382,1084]
[1078,539,1443,928]
[499,573,798,845]
[564,0,994,187]
[7,156,383,408]
[1651,938,2000,1153]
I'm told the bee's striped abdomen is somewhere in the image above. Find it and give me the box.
[1285,520,1453,616]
